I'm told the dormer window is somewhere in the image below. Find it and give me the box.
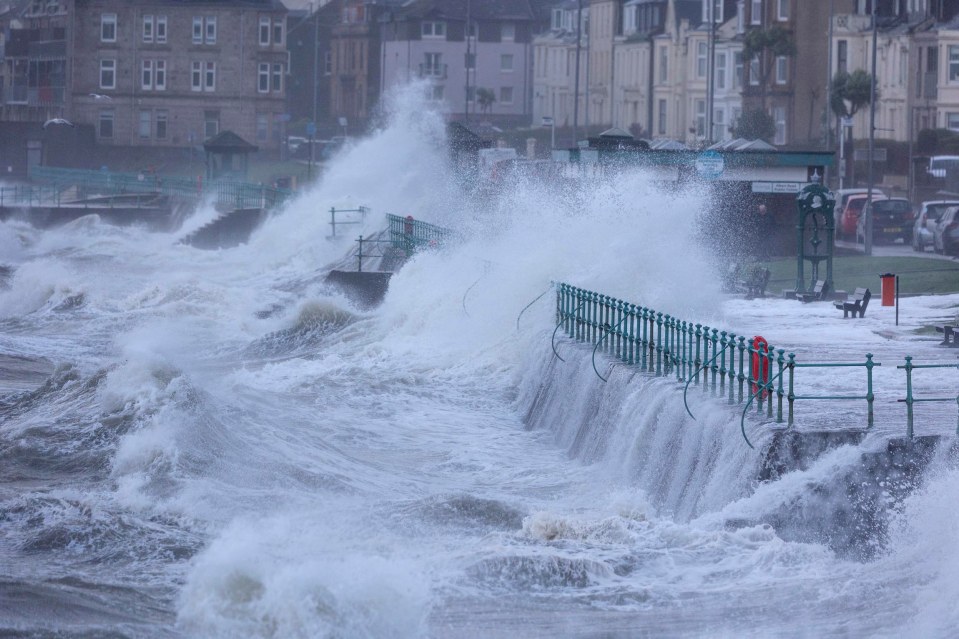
[552,8,563,30]
[421,21,446,38]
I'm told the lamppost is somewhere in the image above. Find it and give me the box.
[839,113,852,190]
[864,2,878,257]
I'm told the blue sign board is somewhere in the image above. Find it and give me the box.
[306,121,317,137]
[695,150,724,179]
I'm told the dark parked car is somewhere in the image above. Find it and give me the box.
[933,205,959,255]
[913,200,959,251]
[857,198,913,244]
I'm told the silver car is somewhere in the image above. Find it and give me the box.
[913,200,959,251]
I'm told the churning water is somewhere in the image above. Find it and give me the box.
[2,89,958,638]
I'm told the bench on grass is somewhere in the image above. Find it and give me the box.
[935,325,958,346]
[739,268,771,299]
[797,280,829,303]
[834,287,871,318]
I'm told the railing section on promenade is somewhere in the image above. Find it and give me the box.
[552,283,958,446]
[26,166,291,210]
[387,213,454,254]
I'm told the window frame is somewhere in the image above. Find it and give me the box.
[258,62,270,92]
[142,15,153,42]
[101,13,117,43]
[156,16,167,43]
[139,110,152,139]
[205,16,216,44]
[99,58,116,89]
[421,21,446,38]
[141,59,153,90]
[155,109,168,139]
[193,17,203,44]
[777,0,789,21]
[271,62,283,92]
[259,16,271,45]
[499,85,513,104]
[775,55,788,84]
[751,0,762,25]
[501,53,514,72]
[191,61,202,91]
[98,110,114,139]
[204,61,216,91]
[155,60,166,90]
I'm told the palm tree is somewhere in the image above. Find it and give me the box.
[476,88,496,115]
[742,24,796,112]
[830,70,876,187]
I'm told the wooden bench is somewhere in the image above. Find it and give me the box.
[936,325,958,346]
[739,268,771,299]
[797,280,829,303]
[834,287,871,318]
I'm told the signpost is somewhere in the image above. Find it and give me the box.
[306,121,317,180]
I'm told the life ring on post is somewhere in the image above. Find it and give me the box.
[751,335,770,398]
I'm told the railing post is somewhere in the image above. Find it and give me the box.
[710,329,719,393]
[787,353,796,427]
[865,353,875,428]
[903,355,914,439]
[719,331,728,392]
[655,312,664,376]
[765,344,775,418]
[737,336,746,404]
[695,324,705,384]
[357,235,364,272]
[641,308,649,371]
[330,207,337,238]
[726,333,736,404]
[776,349,785,423]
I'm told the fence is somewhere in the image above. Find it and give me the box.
[26,166,291,211]
[554,283,954,447]
[386,213,454,254]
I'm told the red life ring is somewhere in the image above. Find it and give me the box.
[751,335,770,397]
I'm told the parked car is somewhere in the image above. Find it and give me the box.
[839,193,886,240]
[913,200,959,251]
[926,155,959,179]
[933,205,959,255]
[835,187,886,212]
[857,198,914,244]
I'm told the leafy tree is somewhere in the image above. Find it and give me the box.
[476,88,496,115]
[729,109,776,142]
[742,25,796,110]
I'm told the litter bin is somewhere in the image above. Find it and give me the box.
[880,273,896,306]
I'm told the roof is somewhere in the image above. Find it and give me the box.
[395,0,536,22]
[203,130,258,152]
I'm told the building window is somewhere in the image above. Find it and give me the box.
[193,17,203,44]
[501,54,514,72]
[421,21,446,37]
[272,62,283,91]
[156,110,167,139]
[749,55,760,85]
[751,0,762,24]
[99,59,116,89]
[273,19,283,45]
[98,110,114,138]
[501,22,515,41]
[716,52,727,89]
[155,60,165,90]
[157,16,167,43]
[258,63,269,92]
[704,0,723,22]
[465,52,475,70]
[191,61,202,90]
[658,99,667,134]
[101,13,116,42]
[143,15,153,42]
[260,17,271,45]
[775,55,788,83]
[424,52,442,76]
[141,60,153,90]
[774,106,786,144]
[697,41,707,78]
[950,46,959,82]
[139,110,151,139]
[552,8,563,30]
[204,110,219,138]
[714,107,726,138]
[205,16,216,44]
[659,47,668,83]
[428,85,444,101]
[734,52,744,88]
[837,40,848,74]
[695,99,706,136]
[324,51,332,75]
[205,61,216,90]
[737,0,745,32]
[777,0,789,20]
[500,86,513,104]
[256,114,268,141]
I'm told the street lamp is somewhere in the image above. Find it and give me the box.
[839,113,853,190]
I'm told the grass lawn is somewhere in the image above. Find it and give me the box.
[759,256,959,297]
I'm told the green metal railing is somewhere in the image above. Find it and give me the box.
[387,213,454,254]
[555,283,889,447]
[0,184,64,207]
[26,166,292,211]
[329,206,369,238]
[898,357,959,438]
